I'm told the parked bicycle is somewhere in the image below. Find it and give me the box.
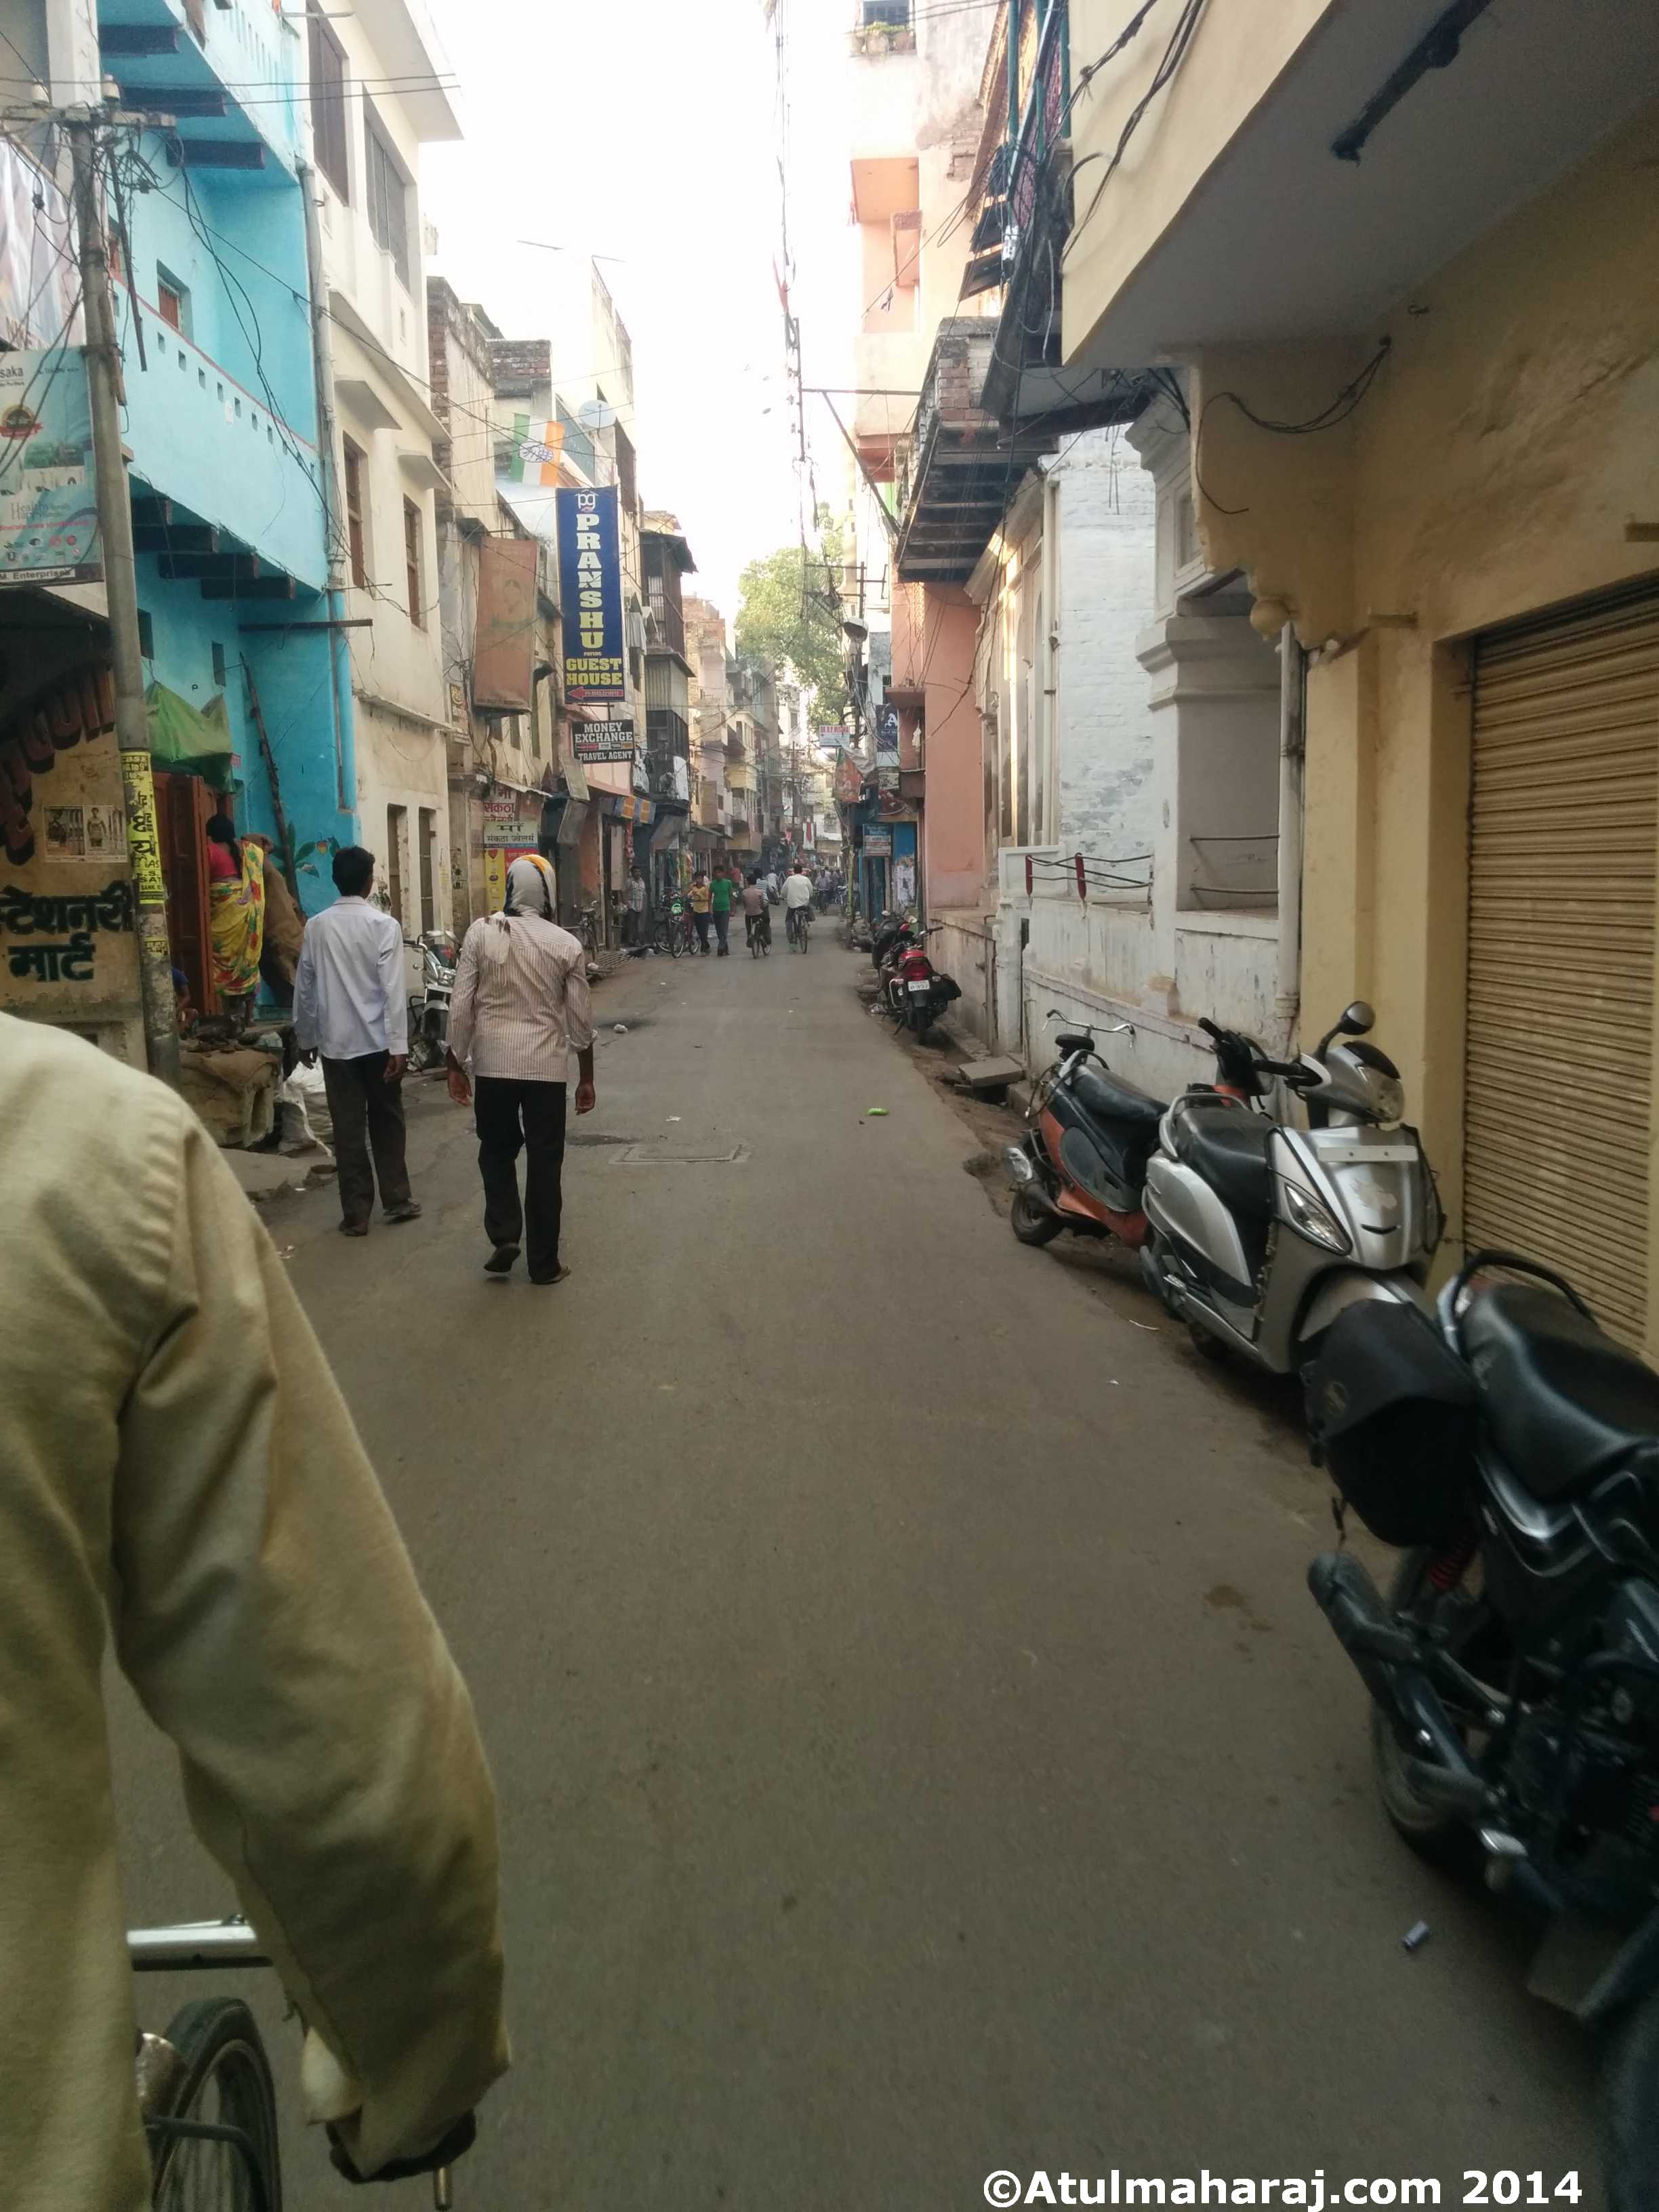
[653,897,693,958]
[131,1915,459,2209]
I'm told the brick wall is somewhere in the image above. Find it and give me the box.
[426,283,453,491]
[490,337,550,398]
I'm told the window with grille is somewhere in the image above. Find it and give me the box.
[403,498,424,627]
[386,805,406,924]
[342,439,367,587]
[308,3,350,201]
[862,1,909,23]
[364,106,410,287]
[418,808,436,934]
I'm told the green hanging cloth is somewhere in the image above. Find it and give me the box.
[144,683,241,792]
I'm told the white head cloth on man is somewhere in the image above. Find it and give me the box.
[485,853,556,964]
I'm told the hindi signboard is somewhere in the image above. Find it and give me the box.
[0,347,101,586]
[483,792,545,846]
[556,485,626,702]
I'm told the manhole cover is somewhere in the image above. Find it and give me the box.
[611,1144,748,1166]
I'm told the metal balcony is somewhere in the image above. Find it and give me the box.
[894,321,1060,584]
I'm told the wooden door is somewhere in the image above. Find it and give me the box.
[155,770,217,1017]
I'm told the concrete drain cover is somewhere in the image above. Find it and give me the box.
[611,1143,748,1166]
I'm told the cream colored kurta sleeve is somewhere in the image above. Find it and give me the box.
[109,1089,510,2177]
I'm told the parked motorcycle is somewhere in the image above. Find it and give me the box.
[404,930,455,1073]
[1003,1012,1164,1251]
[880,922,960,1040]
[871,909,913,973]
[1306,1252,1659,2206]
[1139,1000,1442,1373]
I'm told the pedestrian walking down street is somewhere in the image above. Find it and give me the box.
[446,854,596,1284]
[293,846,421,1237]
[689,869,713,954]
[710,863,734,955]
[623,863,647,947]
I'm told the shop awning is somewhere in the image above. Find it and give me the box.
[146,682,238,790]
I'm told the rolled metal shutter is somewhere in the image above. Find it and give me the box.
[1465,581,1659,1347]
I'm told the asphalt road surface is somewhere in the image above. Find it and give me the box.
[110,928,1601,2210]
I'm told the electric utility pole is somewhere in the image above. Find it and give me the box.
[66,104,180,1085]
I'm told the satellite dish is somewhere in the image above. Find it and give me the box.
[577,401,617,432]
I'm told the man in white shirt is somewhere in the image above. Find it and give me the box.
[293,846,421,1236]
[445,853,597,1284]
[783,863,814,947]
[623,863,647,947]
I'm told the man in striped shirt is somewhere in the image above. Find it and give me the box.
[445,855,596,1283]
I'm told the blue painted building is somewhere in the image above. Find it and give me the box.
[102,0,354,991]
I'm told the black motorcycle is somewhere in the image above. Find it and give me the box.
[1306,1250,1659,2207]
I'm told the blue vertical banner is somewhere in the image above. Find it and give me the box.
[556,485,626,703]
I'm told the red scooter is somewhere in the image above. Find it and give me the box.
[1004,1012,1164,1249]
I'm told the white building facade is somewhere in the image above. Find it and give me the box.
[956,409,1296,1103]
[305,0,459,932]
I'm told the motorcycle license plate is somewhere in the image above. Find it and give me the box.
[907,980,930,993]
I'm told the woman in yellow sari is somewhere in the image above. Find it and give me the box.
[205,813,266,1017]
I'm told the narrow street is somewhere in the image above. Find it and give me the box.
[111,940,1598,2209]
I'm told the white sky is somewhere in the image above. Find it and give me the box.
[421,0,858,625]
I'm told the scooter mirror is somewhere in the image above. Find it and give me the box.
[1340,1000,1375,1036]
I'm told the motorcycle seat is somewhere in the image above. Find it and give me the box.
[1070,1062,1166,1130]
[1463,1283,1659,1502]
[1171,1103,1276,1216]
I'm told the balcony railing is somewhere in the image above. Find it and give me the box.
[849,1,914,56]
[647,580,686,659]
[897,320,1062,585]
[1007,3,1069,246]
[115,287,327,592]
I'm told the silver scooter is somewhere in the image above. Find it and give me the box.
[1138,1000,1443,1373]
[404,930,456,1074]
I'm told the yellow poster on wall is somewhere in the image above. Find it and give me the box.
[483,844,538,914]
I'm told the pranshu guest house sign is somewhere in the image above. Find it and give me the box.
[556,485,625,703]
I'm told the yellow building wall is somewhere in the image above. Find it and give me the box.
[1061,0,1333,367]
[1187,98,1659,1299]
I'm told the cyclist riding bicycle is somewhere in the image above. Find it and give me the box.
[783,864,814,947]
[0,1015,508,2210]
[741,870,771,951]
